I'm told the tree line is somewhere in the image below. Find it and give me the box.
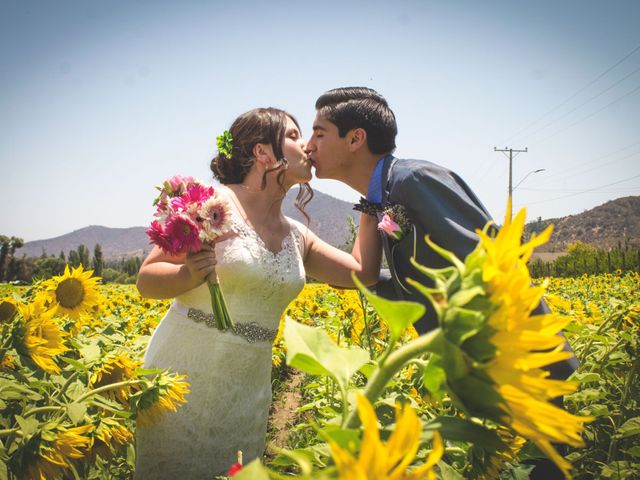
[0,235,143,284]
[529,240,640,278]
[4,234,637,286]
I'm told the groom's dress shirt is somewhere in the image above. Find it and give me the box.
[366,156,386,205]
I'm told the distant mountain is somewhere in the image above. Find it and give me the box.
[18,190,359,260]
[20,226,151,260]
[17,194,640,260]
[525,196,640,252]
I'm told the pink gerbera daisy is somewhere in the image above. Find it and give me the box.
[171,184,214,214]
[146,221,173,253]
[164,214,202,253]
[164,175,196,196]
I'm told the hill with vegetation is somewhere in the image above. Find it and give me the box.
[525,196,640,252]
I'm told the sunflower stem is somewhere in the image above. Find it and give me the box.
[339,384,349,428]
[75,379,146,404]
[55,370,81,401]
[23,406,64,418]
[607,353,640,463]
[345,328,443,429]
[358,291,375,359]
[0,428,21,437]
[578,311,619,363]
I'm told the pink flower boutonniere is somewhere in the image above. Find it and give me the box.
[378,204,412,241]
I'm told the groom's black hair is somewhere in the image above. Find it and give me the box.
[315,87,397,154]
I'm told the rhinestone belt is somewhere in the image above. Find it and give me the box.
[184,307,278,344]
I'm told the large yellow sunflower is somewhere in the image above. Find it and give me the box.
[410,203,592,479]
[329,394,443,480]
[18,299,68,374]
[478,208,593,477]
[42,264,102,320]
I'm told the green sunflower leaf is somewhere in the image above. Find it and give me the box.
[284,319,369,390]
[352,273,425,344]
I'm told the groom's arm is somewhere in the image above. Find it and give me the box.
[300,213,382,287]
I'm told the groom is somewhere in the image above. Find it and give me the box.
[306,86,578,374]
[306,86,577,479]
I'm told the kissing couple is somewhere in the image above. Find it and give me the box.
[134,87,577,479]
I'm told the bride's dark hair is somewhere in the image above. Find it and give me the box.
[211,107,313,221]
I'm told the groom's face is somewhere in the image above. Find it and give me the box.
[306,113,350,180]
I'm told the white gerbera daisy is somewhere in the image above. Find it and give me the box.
[198,194,233,242]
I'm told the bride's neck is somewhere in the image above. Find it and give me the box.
[226,182,287,223]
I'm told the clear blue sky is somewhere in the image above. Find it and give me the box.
[2,0,639,241]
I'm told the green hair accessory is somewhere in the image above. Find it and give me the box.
[216,130,234,158]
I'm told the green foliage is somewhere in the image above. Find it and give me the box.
[93,244,104,278]
[530,246,640,278]
[544,273,640,479]
[0,284,173,479]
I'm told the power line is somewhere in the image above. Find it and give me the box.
[545,139,640,178]
[524,172,640,204]
[532,82,640,145]
[521,65,640,142]
[539,148,640,185]
[521,186,640,194]
[501,42,640,145]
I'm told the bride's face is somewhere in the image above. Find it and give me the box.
[282,116,312,184]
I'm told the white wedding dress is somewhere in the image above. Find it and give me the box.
[135,191,306,479]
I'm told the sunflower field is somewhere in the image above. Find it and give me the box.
[1,217,639,479]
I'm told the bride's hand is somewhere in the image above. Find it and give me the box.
[185,245,218,284]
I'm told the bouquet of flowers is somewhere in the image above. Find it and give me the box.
[146,175,234,331]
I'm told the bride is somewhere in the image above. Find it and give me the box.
[134,107,382,479]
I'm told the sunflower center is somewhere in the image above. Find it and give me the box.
[0,301,17,323]
[56,278,85,309]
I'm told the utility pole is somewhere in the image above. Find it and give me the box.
[494,146,527,220]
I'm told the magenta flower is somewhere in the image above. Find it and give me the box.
[163,175,196,196]
[146,220,173,252]
[171,184,214,214]
[378,214,403,240]
[164,214,202,254]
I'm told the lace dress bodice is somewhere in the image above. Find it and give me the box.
[176,191,306,332]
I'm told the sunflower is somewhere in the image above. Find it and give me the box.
[91,417,134,460]
[1,354,16,370]
[329,394,443,480]
[24,424,94,480]
[89,353,141,403]
[408,204,592,478]
[42,264,102,320]
[478,208,593,477]
[0,297,18,323]
[623,304,640,330]
[133,372,190,427]
[18,299,68,374]
[469,426,526,480]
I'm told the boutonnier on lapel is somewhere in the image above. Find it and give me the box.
[378,204,412,241]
